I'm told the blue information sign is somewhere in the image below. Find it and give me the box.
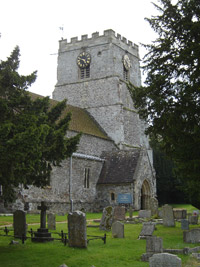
[117,193,132,204]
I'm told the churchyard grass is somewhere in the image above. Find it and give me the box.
[0,205,199,266]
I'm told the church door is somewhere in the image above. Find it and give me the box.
[141,180,151,210]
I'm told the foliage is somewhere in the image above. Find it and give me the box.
[0,47,81,203]
[151,138,188,204]
[127,0,200,207]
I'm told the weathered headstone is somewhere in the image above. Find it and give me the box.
[13,210,26,239]
[32,201,53,242]
[162,205,175,227]
[68,210,87,248]
[149,253,182,267]
[138,210,151,218]
[181,219,189,230]
[173,208,187,220]
[141,236,163,261]
[183,228,200,243]
[99,206,114,231]
[112,221,124,238]
[146,236,163,253]
[113,206,126,221]
[188,214,198,225]
[150,197,159,217]
[139,222,155,239]
[193,210,199,216]
[47,213,56,230]
[129,206,133,219]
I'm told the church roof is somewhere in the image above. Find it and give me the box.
[97,150,141,184]
[29,92,110,140]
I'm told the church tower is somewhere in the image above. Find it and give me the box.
[53,30,156,210]
[53,29,147,150]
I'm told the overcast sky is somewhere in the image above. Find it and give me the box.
[0,0,158,98]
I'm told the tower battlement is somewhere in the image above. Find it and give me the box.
[59,29,139,55]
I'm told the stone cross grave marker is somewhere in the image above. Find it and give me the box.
[113,206,126,221]
[139,222,155,239]
[47,213,56,230]
[162,204,175,227]
[99,206,114,231]
[149,253,182,267]
[68,211,87,248]
[112,221,124,238]
[13,210,26,239]
[32,201,53,242]
[38,201,48,229]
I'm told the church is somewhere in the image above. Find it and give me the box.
[14,29,156,213]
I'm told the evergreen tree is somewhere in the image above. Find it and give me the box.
[0,47,81,203]
[128,0,200,207]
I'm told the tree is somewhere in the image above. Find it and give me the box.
[127,0,200,207]
[0,46,81,203]
[151,138,188,204]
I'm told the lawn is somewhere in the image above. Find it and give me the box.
[0,205,199,267]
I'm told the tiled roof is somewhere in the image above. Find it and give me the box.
[29,92,110,140]
[97,150,140,184]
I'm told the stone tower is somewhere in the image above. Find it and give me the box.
[52,29,156,210]
[53,29,148,151]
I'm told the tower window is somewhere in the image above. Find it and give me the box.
[84,168,90,188]
[123,66,129,81]
[79,66,90,79]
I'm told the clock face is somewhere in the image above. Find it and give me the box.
[77,52,91,68]
[123,55,131,70]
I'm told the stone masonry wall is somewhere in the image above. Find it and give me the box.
[12,131,117,213]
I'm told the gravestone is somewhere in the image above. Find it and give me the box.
[141,236,163,261]
[173,208,187,220]
[150,197,158,217]
[99,206,114,231]
[149,253,182,267]
[181,219,189,230]
[68,210,87,248]
[139,222,155,239]
[193,210,199,216]
[32,201,54,242]
[183,228,200,243]
[188,214,198,225]
[112,221,124,238]
[162,205,175,227]
[47,213,56,230]
[113,206,126,221]
[13,210,26,239]
[138,210,151,218]
[129,206,133,219]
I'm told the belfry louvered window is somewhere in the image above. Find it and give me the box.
[123,66,129,81]
[79,65,90,79]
